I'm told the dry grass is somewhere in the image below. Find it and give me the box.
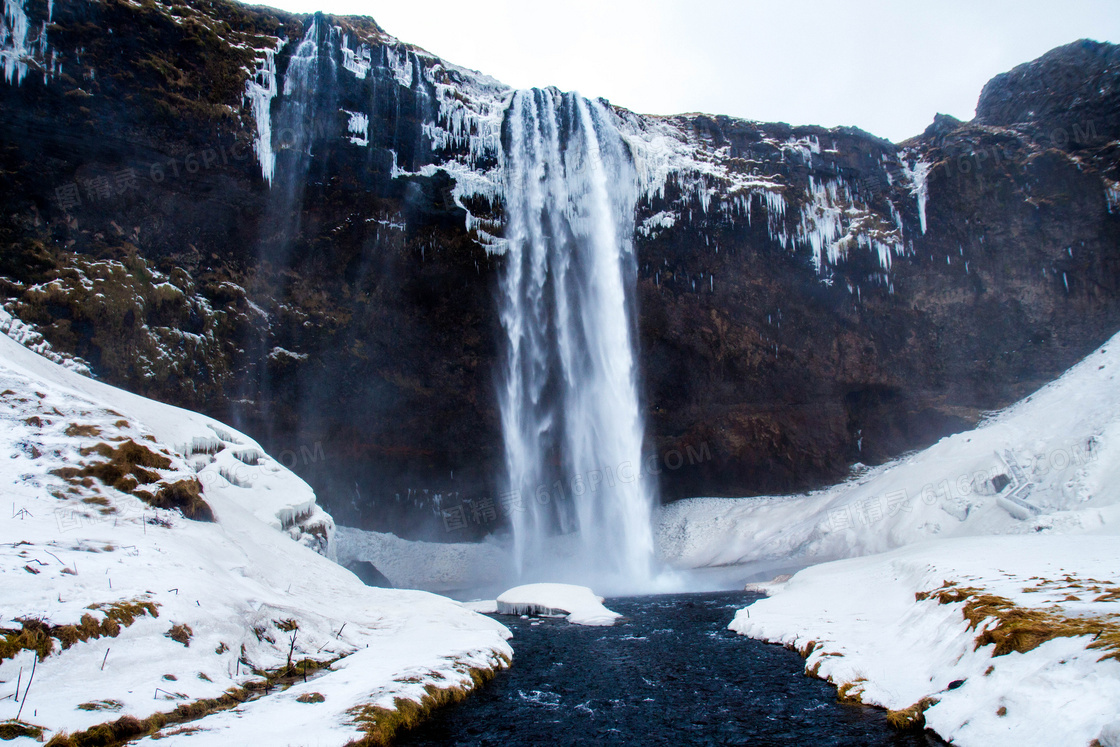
[0,721,44,740]
[345,663,506,746]
[139,479,213,522]
[297,692,325,703]
[165,624,193,647]
[52,441,213,521]
[886,697,938,730]
[258,656,337,688]
[916,581,1120,660]
[1095,588,1120,603]
[836,678,866,704]
[46,688,252,747]
[78,700,124,712]
[65,423,102,437]
[1,600,159,663]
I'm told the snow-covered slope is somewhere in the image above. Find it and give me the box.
[658,331,1120,571]
[730,536,1120,747]
[708,332,1120,746]
[0,333,511,745]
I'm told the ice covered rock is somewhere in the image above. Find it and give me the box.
[495,583,621,626]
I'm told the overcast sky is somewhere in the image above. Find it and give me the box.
[249,0,1120,143]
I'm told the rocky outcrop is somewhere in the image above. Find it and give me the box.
[1,0,1117,537]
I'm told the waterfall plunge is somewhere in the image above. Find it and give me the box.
[498,89,656,591]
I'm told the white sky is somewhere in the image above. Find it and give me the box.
[247,0,1120,143]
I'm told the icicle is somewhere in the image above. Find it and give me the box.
[344,110,369,146]
[1,0,32,86]
[244,39,285,186]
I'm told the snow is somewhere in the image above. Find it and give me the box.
[0,332,511,743]
[729,536,1120,747]
[495,583,621,626]
[657,329,1120,571]
[608,107,920,282]
[637,210,677,239]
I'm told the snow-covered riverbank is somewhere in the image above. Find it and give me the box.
[717,333,1120,746]
[0,333,510,745]
[731,536,1120,746]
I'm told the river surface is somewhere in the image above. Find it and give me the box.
[398,591,946,746]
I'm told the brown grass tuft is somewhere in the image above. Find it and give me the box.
[137,478,213,521]
[52,440,214,521]
[65,423,102,437]
[1,601,159,663]
[0,720,44,740]
[77,700,124,712]
[166,624,193,647]
[836,678,866,704]
[886,697,938,730]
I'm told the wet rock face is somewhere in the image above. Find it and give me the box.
[1,1,1118,536]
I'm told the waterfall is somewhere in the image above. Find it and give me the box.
[498,88,656,590]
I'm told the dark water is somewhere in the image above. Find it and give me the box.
[397,592,946,746]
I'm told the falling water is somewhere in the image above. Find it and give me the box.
[498,88,655,589]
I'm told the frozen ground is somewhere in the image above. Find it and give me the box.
[0,332,511,745]
[731,536,1120,747]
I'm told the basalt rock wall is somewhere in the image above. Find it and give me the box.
[1,1,1117,537]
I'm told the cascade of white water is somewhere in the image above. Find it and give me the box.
[498,88,655,589]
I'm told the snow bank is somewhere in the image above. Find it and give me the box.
[495,583,621,626]
[729,536,1120,747]
[658,330,1120,570]
[0,332,511,744]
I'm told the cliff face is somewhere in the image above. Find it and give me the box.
[1,0,1118,537]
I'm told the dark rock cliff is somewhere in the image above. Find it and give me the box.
[1,0,1117,538]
